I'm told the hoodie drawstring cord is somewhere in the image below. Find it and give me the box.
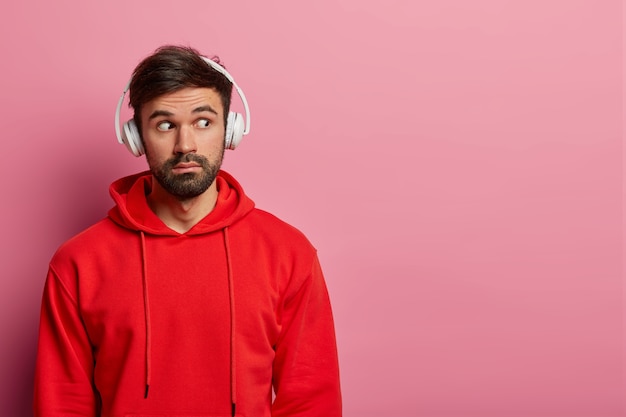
[138,229,235,412]
[223,227,237,417]
[140,231,152,399]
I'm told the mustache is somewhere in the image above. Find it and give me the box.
[171,153,208,164]
[163,153,210,169]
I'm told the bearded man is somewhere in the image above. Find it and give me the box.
[34,45,342,417]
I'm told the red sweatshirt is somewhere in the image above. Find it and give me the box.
[34,170,341,417]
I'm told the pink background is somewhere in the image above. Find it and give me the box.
[1,1,623,416]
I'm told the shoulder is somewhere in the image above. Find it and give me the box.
[50,217,130,268]
[234,209,323,296]
[230,208,319,279]
[240,208,316,250]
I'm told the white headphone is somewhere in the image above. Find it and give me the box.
[114,56,251,156]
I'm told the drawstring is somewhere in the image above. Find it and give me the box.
[140,231,152,399]
[138,228,235,415]
[223,227,237,417]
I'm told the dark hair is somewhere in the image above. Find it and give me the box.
[128,45,233,135]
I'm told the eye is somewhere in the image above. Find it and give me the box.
[196,119,211,128]
[156,121,174,131]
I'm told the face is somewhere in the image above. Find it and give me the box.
[140,87,226,200]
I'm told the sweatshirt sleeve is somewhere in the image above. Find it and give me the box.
[34,266,98,417]
[271,255,342,417]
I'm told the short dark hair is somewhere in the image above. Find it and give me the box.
[128,45,233,135]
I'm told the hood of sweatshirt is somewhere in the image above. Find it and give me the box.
[108,169,255,235]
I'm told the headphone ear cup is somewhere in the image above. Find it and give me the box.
[225,112,244,150]
[122,120,144,157]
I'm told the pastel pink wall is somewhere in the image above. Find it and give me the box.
[0,1,623,416]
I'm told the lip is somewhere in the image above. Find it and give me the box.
[172,162,201,173]
[174,162,201,168]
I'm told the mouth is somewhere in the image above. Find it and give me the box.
[172,162,202,174]
[174,162,201,168]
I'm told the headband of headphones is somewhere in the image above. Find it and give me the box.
[114,56,251,156]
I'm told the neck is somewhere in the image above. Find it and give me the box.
[147,179,219,233]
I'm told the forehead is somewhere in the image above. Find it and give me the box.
[142,87,224,116]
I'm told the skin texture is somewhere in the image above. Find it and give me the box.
[140,87,226,233]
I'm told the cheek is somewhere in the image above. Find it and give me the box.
[143,145,169,169]
[199,131,226,152]
[143,136,170,156]
[143,149,159,170]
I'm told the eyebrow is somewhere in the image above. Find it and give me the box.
[148,105,219,120]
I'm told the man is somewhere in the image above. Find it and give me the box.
[34,45,342,417]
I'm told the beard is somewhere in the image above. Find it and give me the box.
[148,150,224,200]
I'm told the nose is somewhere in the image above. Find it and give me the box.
[174,125,197,154]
